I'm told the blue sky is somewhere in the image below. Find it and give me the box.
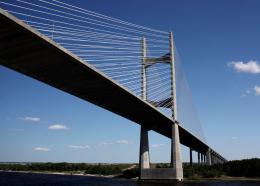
[1,0,260,163]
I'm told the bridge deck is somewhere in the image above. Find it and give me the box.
[0,9,220,156]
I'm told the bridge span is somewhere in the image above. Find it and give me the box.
[0,8,226,180]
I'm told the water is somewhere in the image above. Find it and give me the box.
[0,172,260,186]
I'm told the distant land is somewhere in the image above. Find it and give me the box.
[0,158,260,179]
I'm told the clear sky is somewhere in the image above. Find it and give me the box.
[1,0,260,163]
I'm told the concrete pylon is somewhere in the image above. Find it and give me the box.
[171,122,183,180]
[198,152,200,164]
[139,126,150,169]
[170,32,183,181]
[206,148,212,165]
[139,36,150,172]
[189,148,193,166]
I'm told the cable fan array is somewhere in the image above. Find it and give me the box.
[0,0,206,142]
[0,0,173,116]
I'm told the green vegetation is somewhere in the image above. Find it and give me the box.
[121,167,139,178]
[223,158,260,177]
[183,164,225,179]
[84,164,122,175]
[183,158,260,179]
[0,158,259,179]
[0,163,132,175]
[156,158,260,179]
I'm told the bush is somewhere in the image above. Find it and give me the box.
[84,164,122,175]
[183,166,195,178]
[201,169,223,178]
[224,158,260,177]
[122,168,139,178]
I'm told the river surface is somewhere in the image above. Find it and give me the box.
[0,172,260,186]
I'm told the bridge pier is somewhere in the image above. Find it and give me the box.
[139,122,183,181]
[212,153,215,164]
[197,152,200,164]
[206,148,212,165]
[139,126,150,169]
[189,148,193,166]
[171,122,183,180]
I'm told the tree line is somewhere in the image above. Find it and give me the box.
[183,158,260,178]
[0,158,259,178]
[0,163,131,175]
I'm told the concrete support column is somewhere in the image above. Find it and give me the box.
[169,32,183,181]
[198,152,200,165]
[140,37,149,170]
[206,148,212,165]
[171,122,183,180]
[201,153,203,165]
[189,148,193,167]
[139,126,150,169]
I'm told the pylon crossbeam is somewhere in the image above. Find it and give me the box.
[144,53,170,68]
[148,97,172,108]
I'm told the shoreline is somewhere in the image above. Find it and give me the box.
[1,170,260,182]
[0,170,117,178]
[184,177,260,182]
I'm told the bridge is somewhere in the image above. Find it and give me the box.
[0,0,226,181]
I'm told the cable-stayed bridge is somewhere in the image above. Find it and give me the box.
[0,0,226,181]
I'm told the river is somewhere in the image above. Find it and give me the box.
[0,172,260,186]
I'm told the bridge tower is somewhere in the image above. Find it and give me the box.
[139,37,150,170]
[169,32,183,180]
[139,32,183,181]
